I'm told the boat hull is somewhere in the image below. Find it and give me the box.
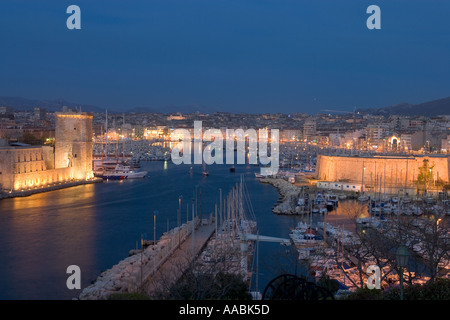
[96,172,148,180]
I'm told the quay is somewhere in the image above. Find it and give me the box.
[0,178,102,200]
[79,215,217,299]
[143,218,216,297]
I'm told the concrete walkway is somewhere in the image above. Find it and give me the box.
[143,221,216,297]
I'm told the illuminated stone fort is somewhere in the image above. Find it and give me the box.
[0,112,94,192]
[316,154,450,194]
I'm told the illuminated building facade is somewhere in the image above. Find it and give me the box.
[0,112,94,191]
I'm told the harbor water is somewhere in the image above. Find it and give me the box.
[0,161,302,300]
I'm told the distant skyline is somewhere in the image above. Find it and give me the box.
[1,0,450,114]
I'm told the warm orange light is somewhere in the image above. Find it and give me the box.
[56,114,93,119]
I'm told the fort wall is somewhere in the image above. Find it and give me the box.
[0,112,94,191]
[316,154,450,189]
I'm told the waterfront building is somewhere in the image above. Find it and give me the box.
[0,111,94,192]
[316,154,450,194]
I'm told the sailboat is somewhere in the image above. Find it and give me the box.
[202,160,209,176]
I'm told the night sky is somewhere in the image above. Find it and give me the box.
[1,0,449,114]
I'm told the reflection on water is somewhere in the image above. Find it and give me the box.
[0,185,97,300]
[325,199,370,233]
[328,200,369,218]
[0,161,293,299]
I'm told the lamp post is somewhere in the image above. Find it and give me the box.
[178,195,183,248]
[396,245,409,300]
[140,233,144,291]
[153,210,158,272]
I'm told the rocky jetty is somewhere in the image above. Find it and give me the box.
[260,178,302,215]
[79,223,192,300]
[78,250,150,300]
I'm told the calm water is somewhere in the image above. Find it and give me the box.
[0,161,301,300]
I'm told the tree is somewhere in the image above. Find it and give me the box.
[417,159,434,193]
[382,278,450,300]
[320,201,449,291]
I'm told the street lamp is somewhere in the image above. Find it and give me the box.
[153,210,159,247]
[140,233,144,291]
[178,195,183,248]
[396,245,410,300]
[153,210,158,272]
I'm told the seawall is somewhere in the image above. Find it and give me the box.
[259,177,302,215]
[316,154,450,187]
[0,178,103,200]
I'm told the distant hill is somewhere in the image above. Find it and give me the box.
[126,104,215,114]
[0,96,216,114]
[358,96,450,117]
[0,96,105,113]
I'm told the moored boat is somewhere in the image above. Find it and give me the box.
[358,195,369,202]
[96,164,148,180]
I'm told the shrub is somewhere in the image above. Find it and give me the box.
[108,292,151,300]
[383,278,450,300]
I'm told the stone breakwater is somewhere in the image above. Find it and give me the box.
[79,221,196,300]
[79,248,149,300]
[259,178,302,215]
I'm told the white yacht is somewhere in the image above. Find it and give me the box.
[96,164,148,180]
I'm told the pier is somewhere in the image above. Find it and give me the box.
[0,178,102,200]
[79,178,258,300]
[79,216,216,300]
[142,218,216,297]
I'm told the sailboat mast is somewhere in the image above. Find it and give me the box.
[105,109,108,159]
[122,113,125,162]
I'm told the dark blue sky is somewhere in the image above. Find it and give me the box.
[1,0,449,114]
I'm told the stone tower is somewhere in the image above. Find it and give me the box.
[54,112,93,180]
